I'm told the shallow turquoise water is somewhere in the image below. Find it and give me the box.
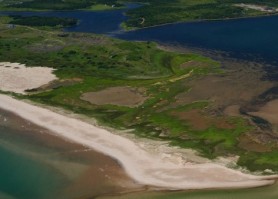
[0,110,135,199]
[0,125,67,199]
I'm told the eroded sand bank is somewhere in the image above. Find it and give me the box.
[0,94,277,190]
[0,62,57,94]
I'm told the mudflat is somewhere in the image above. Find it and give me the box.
[81,86,148,107]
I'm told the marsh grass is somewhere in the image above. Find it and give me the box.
[1,24,277,171]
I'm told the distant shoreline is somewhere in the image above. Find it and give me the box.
[121,12,278,32]
[1,7,278,32]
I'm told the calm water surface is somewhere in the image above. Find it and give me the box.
[0,110,138,199]
[1,9,278,65]
[100,182,278,199]
[116,16,278,65]
[0,114,67,199]
[0,3,139,34]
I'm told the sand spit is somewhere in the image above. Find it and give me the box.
[0,94,277,190]
[234,3,278,13]
[0,62,57,94]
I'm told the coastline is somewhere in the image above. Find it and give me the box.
[1,6,277,32]
[0,106,143,199]
[120,12,278,32]
[1,93,277,190]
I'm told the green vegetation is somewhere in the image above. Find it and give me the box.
[238,151,278,171]
[124,0,278,28]
[0,21,278,172]
[0,0,123,10]
[9,15,78,27]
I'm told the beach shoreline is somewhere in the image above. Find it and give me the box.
[0,106,144,198]
[0,93,277,190]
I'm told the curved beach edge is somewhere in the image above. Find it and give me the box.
[0,93,277,190]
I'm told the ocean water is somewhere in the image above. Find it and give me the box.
[0,122,67,199]
[0,110,136,199]
[101,181,278,199]
[0,142,61,199]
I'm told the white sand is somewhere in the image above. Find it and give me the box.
[0,62,57,94]
[0,94,277,190]
[235,3,278,12]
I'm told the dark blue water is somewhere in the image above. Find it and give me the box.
[0,3,140,34]
[2,11,123,34]
[116,16,278,65]
[1,8,278,65]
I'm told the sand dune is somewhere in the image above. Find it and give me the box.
[0,94,277,190]
[0,62,57,94]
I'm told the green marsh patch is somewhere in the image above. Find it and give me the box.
[1,24,278,172]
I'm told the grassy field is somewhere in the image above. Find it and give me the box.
[1,20,278,172]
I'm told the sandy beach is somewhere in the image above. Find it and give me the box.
[0,94,277,190]
[0,107,142,199]
[234,3,278,13]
